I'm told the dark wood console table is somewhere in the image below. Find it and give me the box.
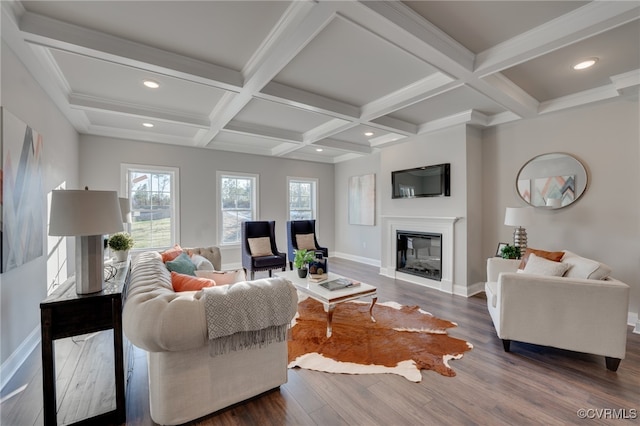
[40,259,131,426]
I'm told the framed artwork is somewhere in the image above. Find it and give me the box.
[348,173,375,226]
[1,108,45,273]
[495,242,508,257]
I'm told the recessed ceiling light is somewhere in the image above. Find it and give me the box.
[364,131,374,137]
[142,122,154,128]
[143,80,160,89]
[316,148,323,152]
[572,58,598,70]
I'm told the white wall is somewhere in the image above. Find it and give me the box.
[482,98,640,320]
[78,135,335,267]
[0,43,80,367]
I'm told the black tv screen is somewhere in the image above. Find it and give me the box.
[392,163,450,198]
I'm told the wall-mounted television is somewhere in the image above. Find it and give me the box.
[391,163,450,198]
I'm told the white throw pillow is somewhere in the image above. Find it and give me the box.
[561,250,611,280]
[247,237,273,257]
[296,233,316,250]
[522,253,569,277]
[190,254,215,271]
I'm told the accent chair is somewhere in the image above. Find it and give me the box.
[241,221,287,280]
[286,220,328,270]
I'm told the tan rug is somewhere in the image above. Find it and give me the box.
[288,298,472,382]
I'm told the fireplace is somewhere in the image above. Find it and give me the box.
[396,231,442,281]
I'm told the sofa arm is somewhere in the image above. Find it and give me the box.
[496,273,630,359]
[486,257,520,282]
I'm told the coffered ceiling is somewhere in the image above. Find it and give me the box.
[2,1,639,163]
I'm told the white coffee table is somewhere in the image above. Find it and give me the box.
[277,270,377,337]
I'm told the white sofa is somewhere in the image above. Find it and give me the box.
[485,253,630,371]
[123,247,298,425]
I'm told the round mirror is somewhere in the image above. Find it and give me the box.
[516,152,588,209]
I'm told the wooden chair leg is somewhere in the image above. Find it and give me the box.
[268,270,273,277]
[605,357,621,372]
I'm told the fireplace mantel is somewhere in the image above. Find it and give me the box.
[380,216,459,293]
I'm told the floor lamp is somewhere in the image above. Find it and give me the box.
[49,189,123,294]
[504,207,532,253]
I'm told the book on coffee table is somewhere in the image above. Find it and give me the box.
[319,278,360,291]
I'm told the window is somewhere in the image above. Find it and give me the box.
[288,177,317,220]
[218,172,258,245]
[121,164,179,250]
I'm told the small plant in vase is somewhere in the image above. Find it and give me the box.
[108,232,134,262]
[501,244,521,260]
[293,249,315,278]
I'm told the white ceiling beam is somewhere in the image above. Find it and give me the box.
[19,11,244,91]
[224,120,303,143]
[475,2,640,76]
[86,125,197,147]
[303,119,355,143]
[538,85,621,115]
[314,138,373,154]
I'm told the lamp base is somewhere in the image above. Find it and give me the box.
[513,227,528,253]
[75,235,106,294]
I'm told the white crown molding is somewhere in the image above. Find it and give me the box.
[86,125,197,147]
[610,69,640,91]
[538,84,621,115]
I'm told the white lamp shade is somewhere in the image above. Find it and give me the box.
[119,197,132,223]
[504,207,532,227]
[49,189,124,236]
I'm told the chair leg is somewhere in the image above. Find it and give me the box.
[250,271,255,280]
[289,262,293,270]
[268,270,272,277]
[502,339,511,352]
[605,357,621,372]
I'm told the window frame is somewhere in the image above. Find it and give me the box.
[217,171,259,247]
[287,176,318,221]
[120,163,180,251]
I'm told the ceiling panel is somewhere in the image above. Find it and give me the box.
[502,20,640,102]
[233,98,334,133]
[403,1,588,53]
[85,110,200,138]
[273,16,440,106]
[50,49,226,116]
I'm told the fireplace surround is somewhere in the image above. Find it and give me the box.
[381,216,459,293]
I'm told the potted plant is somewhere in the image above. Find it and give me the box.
[108,232,134,262]
[501,244,521,260]
[293,249,316,278]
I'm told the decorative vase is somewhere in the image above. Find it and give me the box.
[297,268,308,278]
[114,250,129,262]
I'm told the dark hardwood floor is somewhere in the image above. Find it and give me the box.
[2,257,639,425]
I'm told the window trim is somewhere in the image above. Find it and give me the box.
[217,170,259,247]
[121,163,180,251]
[287,176,318,221]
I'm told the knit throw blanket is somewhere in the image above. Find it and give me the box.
[203,277,298,356]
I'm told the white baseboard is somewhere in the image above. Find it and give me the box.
[628,312,639,333]
[332,252,381,268]
[1,325,40,391]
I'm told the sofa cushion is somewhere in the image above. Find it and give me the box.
[171,271,216,292]
[522,253,569,277]
[248,237,273,257]
[562,251,612,280]
[166,252,196,276]
[195,269,247,286]
[190,254,215,271]
[296,233,316,250]
[161,244,184,263]
[518,248,564,270]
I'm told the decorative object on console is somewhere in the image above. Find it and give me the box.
[49,188,123,294]
[500,244,521,260]
[504,207,532,252]
[516,152,588,209]
[108,232,134,262]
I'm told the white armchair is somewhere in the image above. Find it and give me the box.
[485,256,630,371]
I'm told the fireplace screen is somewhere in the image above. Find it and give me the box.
[396,231,442,281]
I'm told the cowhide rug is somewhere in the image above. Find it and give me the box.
[288,298,472,382]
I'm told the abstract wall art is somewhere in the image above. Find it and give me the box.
[1,108,45,273]
[532,175,575,207]
[348,173,375,226]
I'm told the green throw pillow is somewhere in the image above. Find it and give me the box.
[165,252,196,276]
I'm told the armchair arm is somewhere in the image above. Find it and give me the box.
[486,257,520,282]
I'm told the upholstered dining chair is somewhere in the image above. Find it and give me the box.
[241,221,287,280]
[286,220,328,270]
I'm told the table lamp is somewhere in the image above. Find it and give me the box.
[49,188,123,294]
[504,207,532,252]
